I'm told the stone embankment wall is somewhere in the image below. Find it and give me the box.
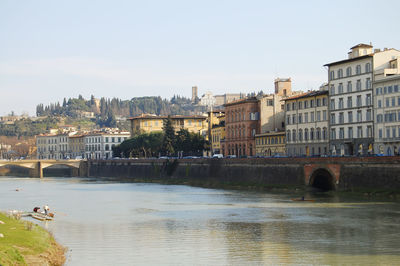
[87,157,400,192]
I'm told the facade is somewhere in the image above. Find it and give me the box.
[69,134,85,159]
[210,115,225,155]
[223,97,259,157]
[255,131,285,157]
[325,44,400,156]
[36,133,72,160]
[285,90,329,156]
[373,73,400,155]
[129,114,208,137]
[214,93,245,107]
[83,132,130,159]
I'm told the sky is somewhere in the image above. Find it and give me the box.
[1,0,399,116]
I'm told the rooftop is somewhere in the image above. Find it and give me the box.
[129,114,207,120]
[283,90,328,101]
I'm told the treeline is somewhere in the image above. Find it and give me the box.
[36,95,206,119]
[113,117,208,158]
[0,117,60,137]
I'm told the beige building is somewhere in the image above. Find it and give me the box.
[83,131,130,159]
[325,44,400,156]
[255,131,286,157]
[129,114,208,137]
[69,134,85,159]
[373,70,400,155]
[214,93,245,107]
[36,132,73,160]
[285,90,329,156]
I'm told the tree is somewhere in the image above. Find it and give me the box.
[162,116,175,155]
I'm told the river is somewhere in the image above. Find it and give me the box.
[1,176,400,265]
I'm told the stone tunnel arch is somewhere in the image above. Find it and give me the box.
[309,168,336,191]
[43,163,80,177]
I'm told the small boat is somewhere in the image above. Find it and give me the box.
[291,198,315,202]
[30,213,54,221]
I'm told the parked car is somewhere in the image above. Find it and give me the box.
[212,154,223,159]
[226,155,237,158]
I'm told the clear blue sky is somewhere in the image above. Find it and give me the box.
[1,0,399,116]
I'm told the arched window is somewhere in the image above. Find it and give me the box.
[346,67,352,77]
[356,65,361,75]
[287,130,291,142]
[298,129,303,142]
[292,130,296,142]
[310,128,315,140]
[304,129,309,141]
[330,71,335,80]
[338,69,343,78]
[323,127,328,140]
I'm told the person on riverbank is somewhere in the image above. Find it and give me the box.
[33,207,41,213]
[43,205,49,215]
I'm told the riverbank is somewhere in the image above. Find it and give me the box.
[0,212,66,266]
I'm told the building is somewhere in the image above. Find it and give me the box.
[274,78,292,97]
[373,70,400,155]
[83,131,130,159]
[223,97,260,157]
[192,86,198,103]
[325,44,400,156]
[284,90,329,156]
[255,131,286,157]
[210,114,225,155]
[214,93,245,107]
[36,132,73,160]
[69,134,85,159]
[129,114,208,137]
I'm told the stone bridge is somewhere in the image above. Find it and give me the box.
[0,160,86,178]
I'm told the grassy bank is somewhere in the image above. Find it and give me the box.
[0,212,66,266]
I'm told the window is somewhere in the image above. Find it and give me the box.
[298,113,302,124]
[366,78,371,89]
[322,97,327,106]
[348,111,353,123]
[298,129,303,141]
[286,115,290,125]
[357,126,363,138]
[292,102,296,110]
[395,85,399,93]
[388,86,393,93]
[310,112,315,122]
[347,96,352,108]
[347,81,352,93]
[339,98,344,109]
[366,94,371,106]
[378,100,382,108]
[310,100,314,108]
[386,127,391,138]
[330,71,335,80]
[386,98,390,107]
[330,113,335,124]
[316,128,321,140]
[310,128,314,140]
[304,113,309,123]
[356,65,361,75]
[286,103,291,111]
[357,95,362,107]
[379,129,383,139]
[323,128,328,140]
[304,101,308,109]
[339,128,344,139]
[323,110,327,121]
[316,111,321,121]
[392,97,396,106]
[377,114,383,123]
[338,69,343,78]
[356,80,361,91]
[339,112,344,124]
[357,110,362,122]
[298,101,303,109]
[292,114,296,124]
[330,99,335,110]
[346,67,352,77]
[292,130,296,142]
[317,98,321,107]
[330,85,335,95]
[331,128,336,140]
[348,127,353,139]
[338,83,343,94]
[305,129,309,141]
[365,63,371,73]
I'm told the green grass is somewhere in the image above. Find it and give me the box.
[0,212,52,265]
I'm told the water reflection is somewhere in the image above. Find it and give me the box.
[0,177,400,265]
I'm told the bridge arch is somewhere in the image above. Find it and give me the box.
[309,168,336,191]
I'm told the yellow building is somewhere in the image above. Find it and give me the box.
[69,134,85,159]
[255,131,286,157]
[129,114,208,137]
[210,115,225,154]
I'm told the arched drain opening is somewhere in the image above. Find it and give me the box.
[309,168,336,191]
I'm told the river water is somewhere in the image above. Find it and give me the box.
[1,177,400,265]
